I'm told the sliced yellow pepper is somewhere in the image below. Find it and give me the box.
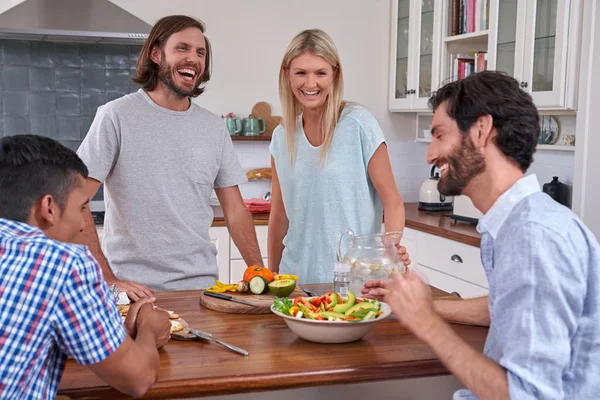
[207,280,238,293]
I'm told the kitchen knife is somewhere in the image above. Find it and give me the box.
[203,291,258,307]
[189,329,249,356]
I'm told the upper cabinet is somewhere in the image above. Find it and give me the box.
[390,0,583,112]
[388,0,443,112]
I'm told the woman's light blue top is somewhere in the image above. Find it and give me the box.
[269,105,386,284]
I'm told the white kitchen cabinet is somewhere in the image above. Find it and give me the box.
[209,226,231,283]
[401,228,488,298]
[436,0,582,111]
[490,0,581,109]
[416,231,488,288]
[413,263,489,299]
[388,0,443,111]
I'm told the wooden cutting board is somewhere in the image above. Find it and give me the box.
[199,287,306,315]
[250,102,282,138]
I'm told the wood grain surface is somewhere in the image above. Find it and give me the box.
[250,101,281,137]
[58,284,488,400]
[404,203,481,247]
[198,286,307,314]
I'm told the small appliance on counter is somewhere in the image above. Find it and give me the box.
[542,176,570,207]
[450,195,483,225]
[418,165,454,211]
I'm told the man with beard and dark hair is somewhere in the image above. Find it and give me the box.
[363,71,600,399]
[76,15,263,297]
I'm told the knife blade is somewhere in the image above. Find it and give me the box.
[189,329,249,356]
[203,291,258,307]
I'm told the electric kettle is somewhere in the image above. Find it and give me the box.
[418,165,453,211]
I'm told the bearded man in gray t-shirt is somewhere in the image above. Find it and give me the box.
[76,15,263,298]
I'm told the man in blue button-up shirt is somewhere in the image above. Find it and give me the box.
[364,71,599,399]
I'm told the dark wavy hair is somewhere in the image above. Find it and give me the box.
[132,15,212,98]
[428,71,539,172]
[0,135,89,223]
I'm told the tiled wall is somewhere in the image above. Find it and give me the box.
[0,39,142,153]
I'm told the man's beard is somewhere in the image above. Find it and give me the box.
[437,134,486,196]
[157,58,197,98]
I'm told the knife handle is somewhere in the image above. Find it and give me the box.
[204,291,232,301]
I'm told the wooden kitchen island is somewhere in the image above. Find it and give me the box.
[57,284,488,399]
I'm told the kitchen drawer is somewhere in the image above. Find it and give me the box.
[231,225,268,259]
[230,258,268,284]
[416,231,488,288]
[413,264,489,299]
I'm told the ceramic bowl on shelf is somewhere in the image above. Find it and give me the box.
[270,298,392,344]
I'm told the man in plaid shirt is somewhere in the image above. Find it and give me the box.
[0,135,171,399]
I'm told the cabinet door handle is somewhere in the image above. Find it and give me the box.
[450,254,463,263]
[520,81,528,88]
[410,89,416,94]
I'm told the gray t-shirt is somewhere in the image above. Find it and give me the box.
[77,89,246,291]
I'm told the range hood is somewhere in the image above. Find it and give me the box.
[0,0,151,44]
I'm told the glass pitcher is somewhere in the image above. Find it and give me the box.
[336,229,405,294]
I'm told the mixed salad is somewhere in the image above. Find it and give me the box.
[272,290,383,322]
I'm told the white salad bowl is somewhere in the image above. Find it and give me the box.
[270,298,392,344]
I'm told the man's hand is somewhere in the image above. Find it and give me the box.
[361,279,390,300]
[110,279,155,302]
[384,271,440,337]
[135,303,171,349]
[123,297,156,338]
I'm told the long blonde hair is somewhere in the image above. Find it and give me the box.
[279,29,344,165]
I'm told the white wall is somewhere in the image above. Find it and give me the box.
[0,0,25,14]
[573,0,600,237]
[110,0,422,201]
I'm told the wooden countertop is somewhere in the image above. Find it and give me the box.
[58,284,488,399]
[404,203,481,247]
[212,212,269,227]
[213,203,481,247]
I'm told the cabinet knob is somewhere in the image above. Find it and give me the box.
[410,89,416,94]
[450,254,463,263]
[520,81,529,88]
[404,89,408,95]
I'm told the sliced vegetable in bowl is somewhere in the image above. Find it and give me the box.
[270,290,392,343]
[272,290,384,322]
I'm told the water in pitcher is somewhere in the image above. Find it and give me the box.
[346,257,405,295]
[337,229,405,295]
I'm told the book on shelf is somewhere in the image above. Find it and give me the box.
[451,51,487,81]
[450,0,490,36]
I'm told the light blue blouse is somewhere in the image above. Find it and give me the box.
[269,105,386,284]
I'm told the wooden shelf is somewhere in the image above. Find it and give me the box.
[445,30,489,53]
[537,144,575,152]
[231,135,271,141]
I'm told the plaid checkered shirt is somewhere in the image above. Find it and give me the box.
[0,218,126,399]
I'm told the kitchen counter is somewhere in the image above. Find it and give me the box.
[212,212,269,227]
[58,284,488,399]
[404,203,481,247]
[212,203,481,247]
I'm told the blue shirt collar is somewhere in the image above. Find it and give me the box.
[476,174,541,239]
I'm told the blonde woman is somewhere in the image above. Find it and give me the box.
[268,29,409,284]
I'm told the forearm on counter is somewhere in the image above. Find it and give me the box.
[434,296,490,327]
